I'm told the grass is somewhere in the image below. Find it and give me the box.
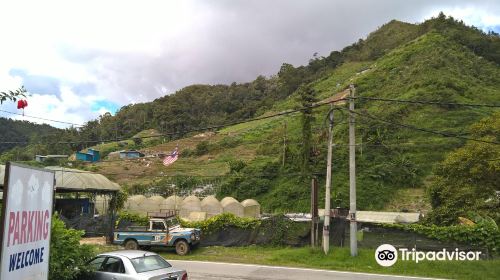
[158,246,500,280]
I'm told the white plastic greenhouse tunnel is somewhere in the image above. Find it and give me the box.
[201,195,223,218]
[164,195,183,210]
[180,195,202,218]
[220,196,244,217]
[241,199,261,218]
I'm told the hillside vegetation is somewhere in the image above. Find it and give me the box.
[0,117,60,155]
[1,14,499,225]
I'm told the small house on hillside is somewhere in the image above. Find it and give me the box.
[76,149,100,162]
[119,150,145,159]
[35,154,69,162]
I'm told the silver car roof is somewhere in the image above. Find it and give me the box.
[98,250,158,259]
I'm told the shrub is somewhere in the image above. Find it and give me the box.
[383,221,500,256]
[195,141,210,156]
[180,213,260,235]
[116,211,149,227]
[49,215,95,280]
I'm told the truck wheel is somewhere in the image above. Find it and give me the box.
[124,239,139,250]
[175,240,190,255]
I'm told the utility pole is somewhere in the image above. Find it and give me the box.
[311,177,318,247]
[349,84,358,256]
[323,109,334,254]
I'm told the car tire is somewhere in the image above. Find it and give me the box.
[124,239,139,250]
[175,240,190,256]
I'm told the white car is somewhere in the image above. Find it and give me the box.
[87,250,187,280]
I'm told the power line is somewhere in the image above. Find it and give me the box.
[352,97,500,108]
[345,108,500,145]
[0,98,347,145]
[0,109,85,126]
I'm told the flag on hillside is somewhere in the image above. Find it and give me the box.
[163,146,179,166]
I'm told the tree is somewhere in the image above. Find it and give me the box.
[298,84,317,175]
[0,86,27,104]
[427,112,500,225]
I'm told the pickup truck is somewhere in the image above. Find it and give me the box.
[113,210,201,255]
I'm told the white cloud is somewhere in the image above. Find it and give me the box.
[1,0,499,129]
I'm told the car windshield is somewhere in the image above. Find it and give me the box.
[166,217,180,227]
[130,255,171,273]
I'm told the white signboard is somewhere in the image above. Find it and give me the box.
[0,163,55,280]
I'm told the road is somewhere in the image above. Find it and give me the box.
[169,260,443,280]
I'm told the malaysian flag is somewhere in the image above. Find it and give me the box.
[163,146,179,166]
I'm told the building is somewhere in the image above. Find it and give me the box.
[35,154,69,162]
[76,148,100,162]
[119,150,145,159]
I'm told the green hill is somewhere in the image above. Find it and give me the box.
[1,14,499,223]
[0,117,60,155]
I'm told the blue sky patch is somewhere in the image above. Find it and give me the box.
[91,100,120,114]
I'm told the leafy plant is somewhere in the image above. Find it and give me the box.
[0,86,27,104]
[116,211,149,227]
[427,112,500,225]
[180,213,261,235]
[383,221,500,256]
[49,215,95,280]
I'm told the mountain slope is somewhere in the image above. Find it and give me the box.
[1,15,499,217]
[0,117,60,155]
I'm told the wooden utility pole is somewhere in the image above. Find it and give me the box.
[349,84,358,256]
[311,177,318,247]
[323,109,334,254]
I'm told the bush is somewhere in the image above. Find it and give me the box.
[195,141,210,156]
[116,211,149,227]
[49,215,95,280]
[181,148,194,157]
[383,221,500,257]
[180,213,260,235]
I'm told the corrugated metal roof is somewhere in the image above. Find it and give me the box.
[317,209,421,224]
[46,166,120,192]
[356,211,420,224]
[0,164,120,192]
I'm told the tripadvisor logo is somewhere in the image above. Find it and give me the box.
[375,244,482,267]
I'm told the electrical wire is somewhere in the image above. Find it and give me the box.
[0,109,85,126]
[344,108,500,145]
[0,98,347,145]
[351,97,500,108]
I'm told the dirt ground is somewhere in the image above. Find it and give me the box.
[80,236,107,245]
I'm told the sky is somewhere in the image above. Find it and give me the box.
[0,0,499,128]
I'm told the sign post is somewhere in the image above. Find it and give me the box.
[0,162,55,280]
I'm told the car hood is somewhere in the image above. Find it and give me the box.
[139,267,185,279]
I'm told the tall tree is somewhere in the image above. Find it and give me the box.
[298,84,317,175]
[427,112,500,225]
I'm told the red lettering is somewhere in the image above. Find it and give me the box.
[36,211,43,241]
[43,210,49,239]
[13,212,20,246]
[6,210,51,246]
[20,211,27,244]
[28,211,35,242]
[7,212,15,247]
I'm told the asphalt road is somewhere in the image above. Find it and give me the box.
[169,260,443,280]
